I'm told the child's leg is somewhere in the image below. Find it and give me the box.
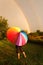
[22,51,27,58]
[16,45,20,59]
[19,46,27,58]
[18,52,20,59]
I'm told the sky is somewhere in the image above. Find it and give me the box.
[0,0,43,33]
[15,0,43,32]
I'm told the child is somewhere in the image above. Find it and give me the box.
[16,45,27,59]
[15,31,28,59]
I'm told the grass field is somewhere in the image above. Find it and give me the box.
[0,39,43,65]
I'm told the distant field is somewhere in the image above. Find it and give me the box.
[0,39,43,65]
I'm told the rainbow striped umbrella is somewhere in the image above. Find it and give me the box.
[7,27,28,46]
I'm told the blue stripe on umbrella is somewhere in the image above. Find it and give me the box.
[21,31,28,42]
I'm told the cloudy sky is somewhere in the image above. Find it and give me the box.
[0,0,43,33]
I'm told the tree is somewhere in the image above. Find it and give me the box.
[0,16,9,39]
[36,30,40,33]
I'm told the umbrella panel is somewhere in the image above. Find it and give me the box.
[7,30,19,44]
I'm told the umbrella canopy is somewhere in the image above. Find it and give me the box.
[6,27,21,44]
[6,27,28,46]
[16,31,28,46]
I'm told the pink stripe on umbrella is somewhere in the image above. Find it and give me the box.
[16,33,22,46]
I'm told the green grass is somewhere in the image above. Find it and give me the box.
[0,39,43,65]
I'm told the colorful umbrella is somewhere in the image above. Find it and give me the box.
[6,27,28,46]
